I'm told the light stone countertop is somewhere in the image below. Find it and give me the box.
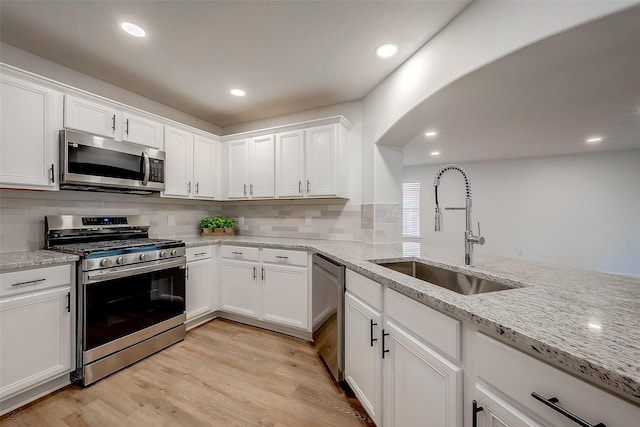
[2,237,639,405]
[0,250,79,271]
[184,235,640,405]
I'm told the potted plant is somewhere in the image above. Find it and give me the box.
[200,216,226,235]
[223,217,237,235]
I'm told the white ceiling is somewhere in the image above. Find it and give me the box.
[399,5,640,166]
[0,0,470,127]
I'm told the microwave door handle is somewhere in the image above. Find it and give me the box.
[141,151,150,186]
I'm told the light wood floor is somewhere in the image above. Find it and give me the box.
[1,319,374,426]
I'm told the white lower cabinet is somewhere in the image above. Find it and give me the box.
[220,246,310,331]
[186,246,216,321]
[0,264,73,414]
[474,383,543,427]
[345,292,382,425]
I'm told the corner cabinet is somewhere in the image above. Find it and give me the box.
[0,72,62,190]
[0,264,74,415]
[223,116,351,200]
[163,126,220,200]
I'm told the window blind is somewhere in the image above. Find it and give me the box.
[403,182,420,237]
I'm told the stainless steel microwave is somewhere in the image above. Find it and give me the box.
[59,129,165,193]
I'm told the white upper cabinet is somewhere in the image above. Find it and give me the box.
[0,72,62,190]
[305,124,337,196]
[226,139,249,199]
[193,135,219,199]
[248,135,275,198]
[64,95,163,149]
[275,130,305,198]
[163,127,219,200]
[121,112,163,149]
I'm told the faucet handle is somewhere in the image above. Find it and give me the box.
[476,221,485,245]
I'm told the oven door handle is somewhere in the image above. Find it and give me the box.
[141,151,150,186]
[85,258,185,284]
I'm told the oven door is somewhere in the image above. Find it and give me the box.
[81,260,185,364]
[60,129,165,191]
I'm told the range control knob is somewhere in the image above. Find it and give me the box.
[116,256,126,265]
[139,253,149,262]
[170,249,178,256]
[100,258,112,267]
[159,250,167,258]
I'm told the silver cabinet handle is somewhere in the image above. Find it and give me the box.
[112,114,116,131]
[298,180,302,194]
[50,164,55,184]
[125,118,130,135]
[250,183,253,196]
[261,267,265,280]
[253,266,257,279]
[307,180,310,193]
[231,251,243,255]
[275,256,288,259]
[195,182,199,194]
[194,252,207,256]
[11,278,46,287]
[244,184,247,196]
[187,181,191,193]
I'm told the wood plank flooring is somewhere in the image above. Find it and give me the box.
[1,319,374,426]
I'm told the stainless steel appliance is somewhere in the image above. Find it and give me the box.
[59,129,166,193]
[312,253,345,382]
[45,215,186,386]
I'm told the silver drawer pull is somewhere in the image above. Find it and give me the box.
[11,278,46,287]
[231,251,243,255]
[194,252,207,256]
[275,256,289,259]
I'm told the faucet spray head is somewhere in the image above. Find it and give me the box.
[434,206,442,231]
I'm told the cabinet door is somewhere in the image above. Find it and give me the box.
[275,130,305,198]
[248,135,275,198]
[220,259,259,318]
[64,95,119,138]
[186,258,213,321]
[0,74,61,189]
[305,124,337,196]
[193,135,218,199]
[474,383,543,427]
[226,139,249,199]
[122,112,163,149]
[345,292,382,425]
[382,319,462,427]
[0,287,71,400]
[261,263,308,329]
[163,126,193,197]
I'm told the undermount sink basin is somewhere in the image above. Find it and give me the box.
[373,260,517,295]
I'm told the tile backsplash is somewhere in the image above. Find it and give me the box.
[0,190,403,251]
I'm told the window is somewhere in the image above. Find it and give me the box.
[403,182,420,237]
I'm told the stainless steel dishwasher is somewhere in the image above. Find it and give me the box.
[312,253,345,382]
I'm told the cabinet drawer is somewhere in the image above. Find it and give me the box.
[476,332,640,426]
[220,245,259,262]
[0,264,72,298]
[346,269,382,311]
[262,248,308,267]
[187,246,213,262]
[384,288,460,362]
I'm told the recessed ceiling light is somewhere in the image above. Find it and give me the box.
[121,22,145,38]
[430,151,440,156]
[376,43,398,58]
[424,131,437,137]
[586,136,602,144]
[230,89,246,97]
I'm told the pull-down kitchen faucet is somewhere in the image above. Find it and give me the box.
[433,164,485,265]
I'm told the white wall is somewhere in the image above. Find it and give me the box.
[0,42,221,134]
[403,150,640,276]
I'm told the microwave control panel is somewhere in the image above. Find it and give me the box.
[149,159,164,183]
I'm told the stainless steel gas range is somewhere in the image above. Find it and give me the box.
[45,215,186,386]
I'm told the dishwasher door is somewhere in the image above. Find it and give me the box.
[312,253,345,382]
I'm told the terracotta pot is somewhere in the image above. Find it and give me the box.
[224,227,236,235]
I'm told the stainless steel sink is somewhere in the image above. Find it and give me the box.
[373,260,517,295]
